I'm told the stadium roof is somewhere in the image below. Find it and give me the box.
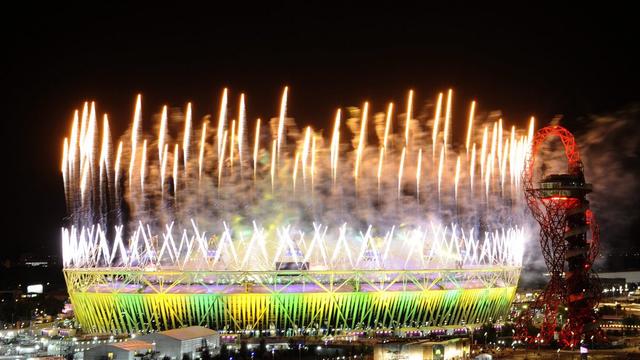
[159,326,217,341]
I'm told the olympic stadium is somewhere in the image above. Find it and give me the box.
[61,89,527,334]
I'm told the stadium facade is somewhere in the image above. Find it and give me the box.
[65,267,518,333]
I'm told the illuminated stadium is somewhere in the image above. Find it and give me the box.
[61,88,529,334]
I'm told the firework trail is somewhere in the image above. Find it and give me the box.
[61,88,532,271]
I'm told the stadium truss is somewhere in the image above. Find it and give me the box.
[65,267,519,333]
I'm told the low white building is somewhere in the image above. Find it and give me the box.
[83,339,154,360]
[140,326,219,359]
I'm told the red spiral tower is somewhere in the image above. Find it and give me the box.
[517,125,600,348]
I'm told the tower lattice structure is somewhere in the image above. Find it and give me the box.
[517,125,601,348]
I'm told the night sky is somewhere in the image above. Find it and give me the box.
[2,4,638,259]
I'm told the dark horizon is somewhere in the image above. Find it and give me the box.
[2,4,639,262]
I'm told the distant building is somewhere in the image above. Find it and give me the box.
[600,277,626,295]
[139,326,220,359]
[599,270,640,284]
[18,253,60,268]
[83,340,153,360]
[374,338,470,360]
